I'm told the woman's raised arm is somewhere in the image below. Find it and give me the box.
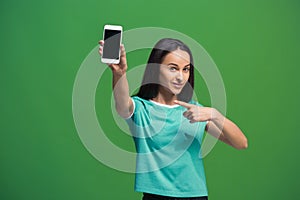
[99,40,134,118]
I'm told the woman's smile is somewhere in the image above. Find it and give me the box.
[158,49,191,95]
[172,82,184,89]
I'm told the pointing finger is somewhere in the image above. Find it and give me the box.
[174,100,192,109]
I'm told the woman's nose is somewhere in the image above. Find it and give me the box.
[176,71,183,82]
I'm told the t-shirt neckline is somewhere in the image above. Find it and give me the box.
[149,100,180,108]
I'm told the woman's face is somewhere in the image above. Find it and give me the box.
[159,49,191,95]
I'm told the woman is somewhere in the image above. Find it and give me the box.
[99,38,248,200]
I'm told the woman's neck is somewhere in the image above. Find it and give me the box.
[152,86,177,105]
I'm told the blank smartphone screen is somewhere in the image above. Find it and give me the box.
[103,29,121,59]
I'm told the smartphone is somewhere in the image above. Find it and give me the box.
[101,25,123,64]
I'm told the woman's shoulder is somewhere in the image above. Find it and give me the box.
[132,96,149,103]
[131,96,152,108]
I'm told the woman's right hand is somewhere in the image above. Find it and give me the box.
[98,40,128,76]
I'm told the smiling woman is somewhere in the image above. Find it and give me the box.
[157,49,191,102]
[98,38,247,200]
[136,38,195,103]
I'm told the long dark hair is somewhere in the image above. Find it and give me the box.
[135,38,194,102]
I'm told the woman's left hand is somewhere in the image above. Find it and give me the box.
[175,100,248,149]
[174,100,221,123]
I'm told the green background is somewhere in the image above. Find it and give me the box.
[1,0,299,199]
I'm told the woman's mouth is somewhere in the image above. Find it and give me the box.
[172,82,184,89]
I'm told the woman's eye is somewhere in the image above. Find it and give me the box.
[183,68,190,72]
[169,67,177,71]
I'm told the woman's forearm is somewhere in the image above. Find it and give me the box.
[112,72,133,118]
[212,110,248,149]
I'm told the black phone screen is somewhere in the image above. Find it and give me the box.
[103,29,121,59]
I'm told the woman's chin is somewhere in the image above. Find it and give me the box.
[171,88,183,95]
[159,85,183,96]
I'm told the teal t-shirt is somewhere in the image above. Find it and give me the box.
[126,96,208,198]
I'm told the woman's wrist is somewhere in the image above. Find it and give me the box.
[112,69,126,77]
[211,108,225,126]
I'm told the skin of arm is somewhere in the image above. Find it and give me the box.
[174,100,248,150]
[99,40,133,118]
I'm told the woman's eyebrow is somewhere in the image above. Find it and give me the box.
[167,63,179,66]
[167,63,190,67]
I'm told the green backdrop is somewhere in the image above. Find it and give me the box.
[1,0,300,199]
